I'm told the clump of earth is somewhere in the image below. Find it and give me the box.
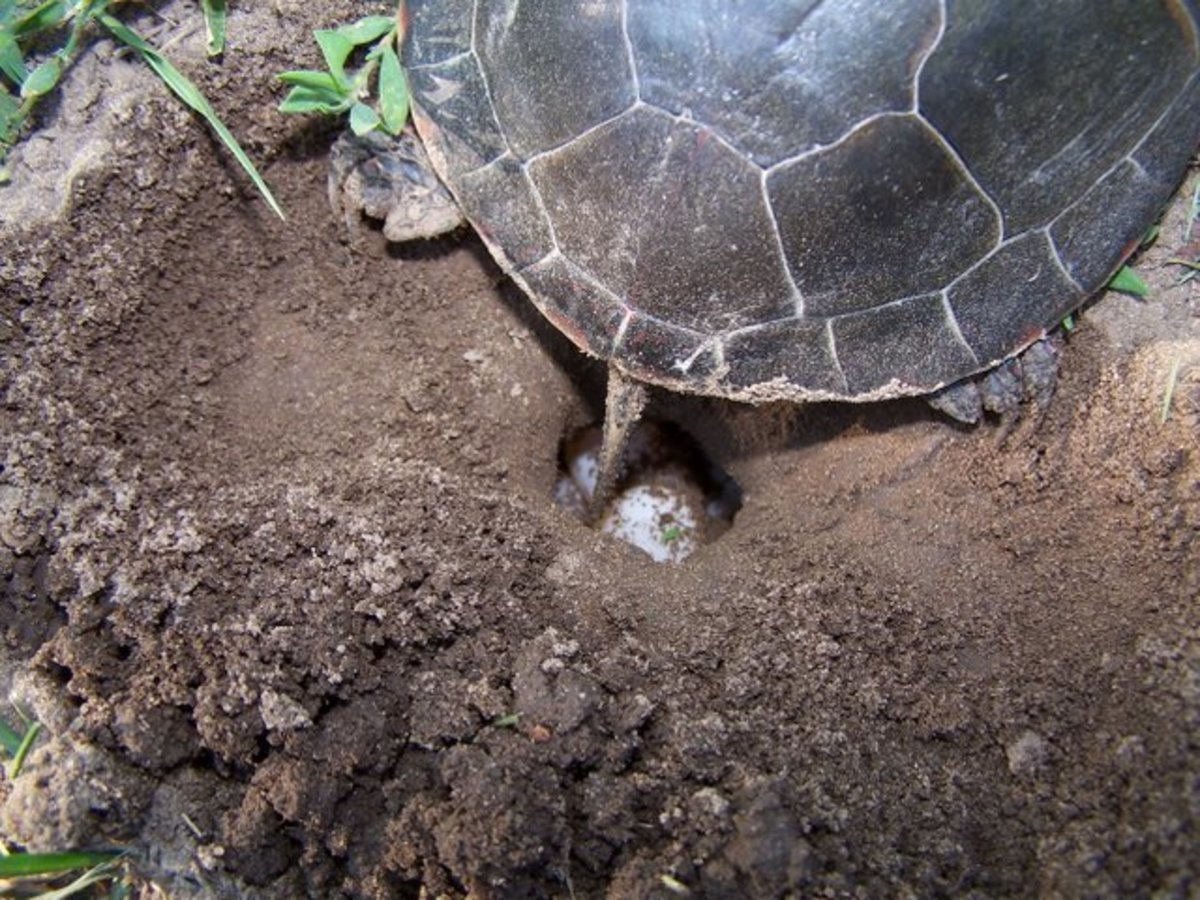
[1,3,1198,898]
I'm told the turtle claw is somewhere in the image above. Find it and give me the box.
[928,335,1063,425]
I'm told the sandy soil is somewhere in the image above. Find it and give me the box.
[1,4,1198,897]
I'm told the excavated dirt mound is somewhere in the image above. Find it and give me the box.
[2,4,1198,897]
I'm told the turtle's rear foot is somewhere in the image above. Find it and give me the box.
[328,130,464,242]
[929,335,1063,425]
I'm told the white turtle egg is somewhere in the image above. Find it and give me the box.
[555,421,739,562]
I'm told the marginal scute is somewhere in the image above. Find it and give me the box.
[1132,72,1200,185]
[616,315,720,386]
[628,0,940,166]
[768,115,999,317]
[529,106,797,334]
[1050,161,1159,290]
[832,294,977,394]
[949,233,1083,366]
[516,254,625,359]
[408,56,506,177]
[921,0,1197,234]
[474,0,636,158]
[455,157,554,269]
[721,319,842,394]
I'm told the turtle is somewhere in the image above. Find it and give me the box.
[335,1,1200,508]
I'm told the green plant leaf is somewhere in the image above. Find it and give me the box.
[97,13,285,220]
[1109,264,1150,298]
[377,41,408,135]
[0,31,26,85]
[314,28,353,89]
[279,83,349,115]
[277,68,345,94]
[348,100,378,135]
[19,53,60,98]
[10,0,66,38]
[0,851,119,878]
[200,0,226,56]
[336,15,395,47]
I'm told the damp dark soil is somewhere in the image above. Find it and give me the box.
[2,4,1199,898]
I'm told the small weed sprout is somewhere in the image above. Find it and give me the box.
[277,9,410,137]
[1108,264,1151,298]
[1107,224,1162,298]
[0,0,282,218]
[0,708,40,780]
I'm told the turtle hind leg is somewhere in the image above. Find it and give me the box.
[328,129,464,243]
[587,367,649,524]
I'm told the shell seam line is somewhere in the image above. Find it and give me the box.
[910,0,948,112]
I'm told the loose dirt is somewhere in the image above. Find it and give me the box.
[1,4,1198,897]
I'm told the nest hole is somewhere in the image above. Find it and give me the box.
[554,419,742,562]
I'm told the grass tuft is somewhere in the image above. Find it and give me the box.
[0,0,282,217]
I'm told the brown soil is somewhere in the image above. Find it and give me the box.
[2,4,1198,897]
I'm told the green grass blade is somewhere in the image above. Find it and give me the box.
[0,850,118,878]
[0,93,17,148]
[0,31,26,85]
[199,0,225,56]
[377,41,408,135]
[5,719,40,778]
[1160,356,1181,424]
[0,716,21,756]
[97,13,285,220]
[11,0,66,38]
[23,859,124,899]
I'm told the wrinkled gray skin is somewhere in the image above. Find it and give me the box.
[328,130,462,243]
[929,336,1063,424]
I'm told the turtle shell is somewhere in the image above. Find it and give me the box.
[402,0,1200,402]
